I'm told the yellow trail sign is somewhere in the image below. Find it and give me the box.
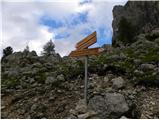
[76,31,96,50]
[69,31,102,57]
[69,47,100,57]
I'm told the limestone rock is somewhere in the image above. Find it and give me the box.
[78,111,97,119]
[88,93,129,118]
[69,109,77,115]
[112,77,125,89]
[103,76,109,83]
[57,74,65,82]
[45,76,57,84]
[120,116,128,119]
[140,64,155,71]
[32,62,42,68]
[29,78,35,84]
[75,99,87,114]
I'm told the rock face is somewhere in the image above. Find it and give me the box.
[112,1,159,46]
[88,93,129,118]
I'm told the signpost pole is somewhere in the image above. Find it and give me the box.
[68,31,100,105]
[84,56,88,105]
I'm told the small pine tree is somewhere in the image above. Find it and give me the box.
[43,39,55,56]
[24,45,29,52]
[3,46,13,57]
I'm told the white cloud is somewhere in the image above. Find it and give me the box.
[1,2,53,55]
[1,0,127,57]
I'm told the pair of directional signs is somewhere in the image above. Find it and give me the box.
[69,31,101,57]
[69,31,102,104]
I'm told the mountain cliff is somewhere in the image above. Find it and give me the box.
[112,1,159,46]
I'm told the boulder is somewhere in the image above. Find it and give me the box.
[88,95,106,118]
[120,116,128,119]
[103,76,109,83]
[1,106,6,110]
[134,70,144,75]
[69,109,77,116]
[109,55,125,61]
[140,64,155,71]
[32,62,42,68]
[56,74,65,82]
[6,70,19,78]
[49,96,56,101]
[105,93,129,118]
[88,93,129,118]
[112,77,125,89]
[44,63,53,69]
[146,28,159,41]
[75,99,87,114]
[78,111,97,119]
[29,78,35,84]
[45,77,57,84]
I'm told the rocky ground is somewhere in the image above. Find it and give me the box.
[1,27,159,119]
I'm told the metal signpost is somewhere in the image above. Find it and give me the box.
[84,56,88,104]
[69,31,101,104]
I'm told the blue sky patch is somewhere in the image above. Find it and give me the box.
[70,12,88,26]
[55,32,70,39]
[97,27,112,45]
[79,0,92,5]
[39,15,64,29]
[80,28,93,36]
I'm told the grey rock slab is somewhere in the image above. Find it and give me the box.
[104,76,109,83]
[112,77,125,89]
[75,99,87,114]
[140,64,155,71]
[57,74,65,82]
[78,111,97,119]
[120,116,128,119]
[105,93,129,118]
[45,76,57,84]
[88,93,129,118]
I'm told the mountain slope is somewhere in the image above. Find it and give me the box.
[1,1,159,119]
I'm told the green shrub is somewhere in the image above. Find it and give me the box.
[134,70,159,87]
[136,74,159,87]
[142,48,159,63]
[3,78,20,89]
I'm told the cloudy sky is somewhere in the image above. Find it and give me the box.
[1,0,127,57]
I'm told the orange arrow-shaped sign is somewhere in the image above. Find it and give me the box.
[69,31,102,57]
[76,31,96,50]
[69,47,100,57]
